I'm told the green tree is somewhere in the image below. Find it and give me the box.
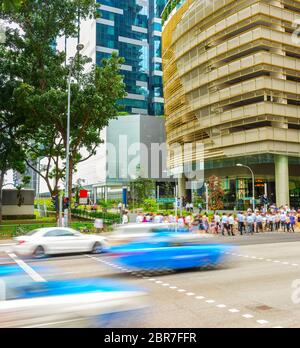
[208,175,225,212]
[130,176,156,207]
[0,59,29,223]
[0,0,126,201]
[0,0,22,11]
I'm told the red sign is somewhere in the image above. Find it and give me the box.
[79,189,88,198]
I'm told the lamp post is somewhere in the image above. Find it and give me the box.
[64,43,84,227]
[204,182,209,214]
[236,163,255,212]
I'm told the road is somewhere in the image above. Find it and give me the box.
[1,232,300,328]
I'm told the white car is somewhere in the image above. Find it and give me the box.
[12,227,109,258]
[108,223,174,244]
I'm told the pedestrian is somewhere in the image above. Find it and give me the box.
[237,211,245,235]
[178,216,185,228]
[228,214,235,236]
[285,215,291,232]
[136,213,143,224]
[198,202,203,214]
[186,202,190,212]
[275,212,280,231]
[122,212,129,225]
[214,212,221,234]
[290,213,296,233]
[255,212,263,233]
[203,214,210,233]
[280,211,287,231]
[221,213,229,236]
[246,213,254,235]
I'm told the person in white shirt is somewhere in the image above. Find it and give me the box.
[186,203,190,212]
[214,213,221,234]
[221,213,229,236]
[154,214,161,223]
[136,213,143,224]
[122,212,129,224]
[228,214,235,236]
[168,214,175,223]
[246,213,254,234]
[185,214,193,227]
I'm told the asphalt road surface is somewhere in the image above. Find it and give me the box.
[1,232,300,328]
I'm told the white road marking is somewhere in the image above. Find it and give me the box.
[7,253,46,283]
[86,254,284,328]
[243,314,254,319]
[229,309,240,313]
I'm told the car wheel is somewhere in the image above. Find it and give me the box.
[33,246,46,259]
[92,242,103,254]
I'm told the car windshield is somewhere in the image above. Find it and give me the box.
[26,229,41,236]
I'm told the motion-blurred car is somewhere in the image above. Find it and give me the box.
[109,227,233,271]
[12,227,109,258]
[108,223,211,245]
[0,268,147,328]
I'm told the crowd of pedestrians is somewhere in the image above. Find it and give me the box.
[128,205,300,236]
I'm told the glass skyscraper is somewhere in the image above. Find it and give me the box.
[96,0,166,116]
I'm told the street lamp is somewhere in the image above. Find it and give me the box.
[64,43,84,227]
[236,163,255,212]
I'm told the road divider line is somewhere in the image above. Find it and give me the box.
[7,253,46,283]
[87,254,284,328]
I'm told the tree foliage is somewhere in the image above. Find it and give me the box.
[0,0,126,199]
[208,175,224,212]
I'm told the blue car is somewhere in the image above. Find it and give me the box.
[109,228,234,271]
[0,265,147,327]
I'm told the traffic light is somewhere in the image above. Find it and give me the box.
[63,197,70,210]
[52,195,58,211]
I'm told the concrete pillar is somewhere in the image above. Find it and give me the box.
[275,155,290,207]
[93,187,97,203]
[178,176,187,199]
[104,186,108,202]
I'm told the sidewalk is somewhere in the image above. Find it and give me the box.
[0,239,14,245]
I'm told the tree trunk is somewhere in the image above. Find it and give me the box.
[0,171,5,224]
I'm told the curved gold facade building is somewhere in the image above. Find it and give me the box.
[162,0,300,208]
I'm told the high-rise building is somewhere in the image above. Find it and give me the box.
[95,0,166,115]
[162,0,300,208]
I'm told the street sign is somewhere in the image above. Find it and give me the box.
[157,198,176,203]
[79,189,88,198]
[79,198,88,205]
